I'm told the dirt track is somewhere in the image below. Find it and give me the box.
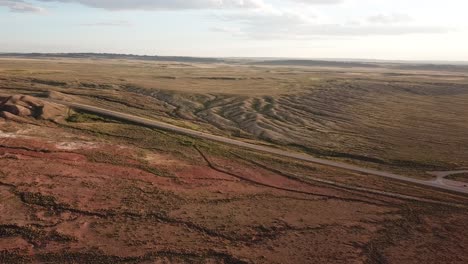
[47,98,468,195]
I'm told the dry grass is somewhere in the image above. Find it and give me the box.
[446,173,468,183]
[1,57,468,179]
[1,102,468,263]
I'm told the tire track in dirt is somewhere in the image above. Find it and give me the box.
[232,153,468,208]
[47,98,468,195]
[194,146,388,207]
[198,193,326,205]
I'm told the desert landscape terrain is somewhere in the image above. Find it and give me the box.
[0,54,468,263]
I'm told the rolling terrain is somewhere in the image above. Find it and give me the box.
[1,55,468,263]
[1,56,467,178]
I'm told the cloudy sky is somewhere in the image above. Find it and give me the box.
[1,0,467,60]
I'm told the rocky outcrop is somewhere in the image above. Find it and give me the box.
[0,95,66,121]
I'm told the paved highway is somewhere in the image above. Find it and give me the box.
[49,99,468,195]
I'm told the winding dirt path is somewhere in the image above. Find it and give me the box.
[47,98,468,195]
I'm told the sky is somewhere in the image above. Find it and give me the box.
[1,0,467,61]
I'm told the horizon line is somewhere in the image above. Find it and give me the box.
[1,52,468,65]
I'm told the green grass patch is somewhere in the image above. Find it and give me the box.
[67,111,114,123]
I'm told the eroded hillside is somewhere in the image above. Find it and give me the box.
[1,96,468,263]
[1,58,467,178]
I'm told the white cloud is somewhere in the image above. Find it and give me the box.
[1,0,457,43]
[367,14,412,24]
[80,20,133,27]
[0,0,44,12]
[1,0,346,13]
[36,0,267,10]
[214,9,450,39]
[290,0,344,4]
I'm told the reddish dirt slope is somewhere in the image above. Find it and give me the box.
[0,122,468,264]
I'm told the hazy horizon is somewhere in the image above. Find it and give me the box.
[1,0,467,61]
[3,52,468,65]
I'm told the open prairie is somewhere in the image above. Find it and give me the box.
[1,56,468,263]
[1,57,468,178]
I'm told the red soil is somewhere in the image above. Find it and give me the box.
[1,123,467,263]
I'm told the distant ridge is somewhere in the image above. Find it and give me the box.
[249,59,468,72]
[1,53,468,72]
[0,53,222,63]
[250,59,380,68]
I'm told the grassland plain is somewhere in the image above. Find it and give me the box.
[1,57,467,179]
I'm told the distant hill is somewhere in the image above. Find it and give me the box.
[395,64,468,72]
[0,53,223,64]
[250,59,381,68]
[2,53,468,72]
[251,59,468,72]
